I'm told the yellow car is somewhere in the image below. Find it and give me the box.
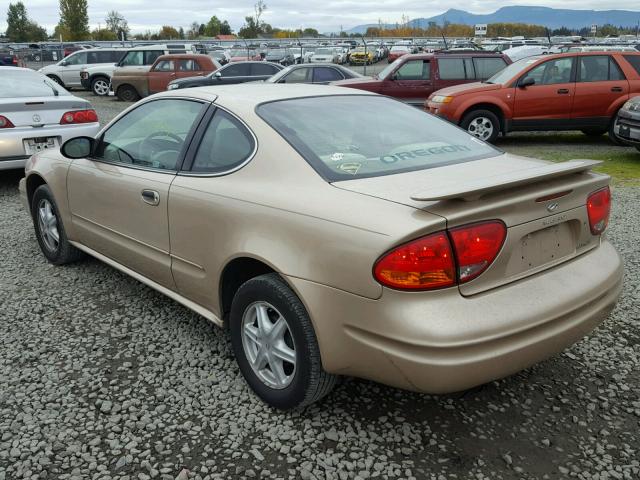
[349,47,375,65]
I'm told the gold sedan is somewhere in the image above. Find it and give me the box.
[20,85,623,409]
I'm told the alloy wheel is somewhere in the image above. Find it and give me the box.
[467,117,494,141]
[241,301,297,390]
[93,79,110,96]
[37,199,60,252]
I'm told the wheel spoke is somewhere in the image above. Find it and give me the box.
[38,207,46,224]
[243,323,260,345]
[269,354,288,385]
[268,317,287,343]
[50,227,60,243]
[272,341,296,364]
[252,346,269,370]
[255,304,271,336]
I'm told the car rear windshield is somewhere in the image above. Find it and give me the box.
[257,95,499,181]
[0,69,68,98]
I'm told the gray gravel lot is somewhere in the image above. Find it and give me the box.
[0,92,639,480]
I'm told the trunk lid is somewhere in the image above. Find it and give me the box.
[333,154,609,295]
[1,96,91,127]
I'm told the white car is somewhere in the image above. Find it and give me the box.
[38,48,126,89]
[310,48,338,64]
[0,68,100,171]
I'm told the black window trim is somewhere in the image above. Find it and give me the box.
[88,97,210,174]
[179,104,258,177]
[512,55,577,88]
[576,54,627,82]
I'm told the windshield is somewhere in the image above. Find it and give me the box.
[0,69,68,98]
[267,49,285,56]
[257,95,499,181]
[391,46,409,52]
[376,58,402,79]
[265,66,293,83]
[486,56,542,84]
[229,49,249,57]
[315,48,332,55]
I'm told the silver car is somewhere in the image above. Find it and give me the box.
[0,67,101,171]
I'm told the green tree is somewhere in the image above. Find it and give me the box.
[92,27,117,40]
[204,15,226,36]
[302,27,318,37]
[187,21,199,39]
[178,26,185,39]
[6,2,46,41]
[239,1,270,38]
[155,25,180,40]
[57,0,89,40]
[105,10,129,40]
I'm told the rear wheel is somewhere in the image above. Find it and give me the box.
[461,109,501,143]
[581,127,607,137]
[91,76,110,96]
[116,84,139,102]
[230,273,337,410]
[31,185,83,265]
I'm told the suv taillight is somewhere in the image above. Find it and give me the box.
[373,220,506,291]
[60,109,98,125]
[0,115,14,128]
[587,187,611,235]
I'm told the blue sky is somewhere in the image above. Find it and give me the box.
[3,1,640,35]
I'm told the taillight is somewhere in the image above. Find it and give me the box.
[0,115,14,128]
[373,220,506,290]
[12,57,18,65]
[60,109,98,125]
[373,232,456,290]
[449,221,506,283]
[587,187,611,235]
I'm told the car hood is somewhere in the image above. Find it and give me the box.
[432,82,502,97]
[169,75,210,86]
[112,66,148,77]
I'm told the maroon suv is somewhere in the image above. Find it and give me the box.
[333,51,511,106]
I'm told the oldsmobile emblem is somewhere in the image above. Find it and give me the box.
[547,202,559,212]
[32,114,41,123]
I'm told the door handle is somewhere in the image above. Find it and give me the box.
[557,88,570,94]
[611,86,623,92]
[141,189,160,206]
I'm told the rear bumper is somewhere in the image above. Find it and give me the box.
[0,123,101,161]
[287,240,623,393]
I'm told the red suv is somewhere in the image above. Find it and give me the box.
[333,51,511,107]
[426,52,640,142]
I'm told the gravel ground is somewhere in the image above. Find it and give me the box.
[0,160,639,479]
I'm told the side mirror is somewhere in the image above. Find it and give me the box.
[61,136,94,159]
[519,77,535,88]
[214,71,222,78]
[60,60,69,66]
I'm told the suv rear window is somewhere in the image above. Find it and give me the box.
[438,58,466,79]
[257,95,498,181]
[473,57,507,79]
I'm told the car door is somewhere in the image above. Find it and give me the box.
[66,98,207,289]
[216,62,252,84]
[380,59,432,105]
[572,55,629,122]
[60,51,88,86]
[168,108,257,312]
[177,59,205,79]
[513,56,576,123]
[250,62,282,81]
[148,59,175,94]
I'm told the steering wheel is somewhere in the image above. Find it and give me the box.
[139,131,183,168]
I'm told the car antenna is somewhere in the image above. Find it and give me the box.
[441,34,448,50]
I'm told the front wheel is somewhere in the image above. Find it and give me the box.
[91,77,111,96]
[230,273,337,410]
[460,109,501,143]
[116,84,139,102]
[31,185,83,265]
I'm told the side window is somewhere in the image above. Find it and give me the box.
[610,58,625,81]
[191,110,255,174]
[578,56,610,82]
[95,99,203,171]
[395,60,430,80]
[623,55,640,75]
[221,63,250,77]
[282,68,311,83]
[313,67,344,83]
[178,59,200,71]
[65,52,87,65]
[437,58,466,80]
[524,57,574,85]
[120,51,144,66]
[473,58,507,80]
[145,51,163,65]
[153,60,174,72]
[251,63,279,76]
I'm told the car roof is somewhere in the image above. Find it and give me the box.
[154,83,376,105]
[155,53,212,61]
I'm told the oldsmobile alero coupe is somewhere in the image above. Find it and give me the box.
[19,84,623,409]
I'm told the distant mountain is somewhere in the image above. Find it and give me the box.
[345,6,640,34]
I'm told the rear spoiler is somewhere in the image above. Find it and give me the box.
[410,160,602,202]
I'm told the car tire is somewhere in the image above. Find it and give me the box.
[230,273,337,410]
[116,85,140,102]
[31,185,83,266]
[91,76,111,96]
[33,54,41,62]
[461,109,501,143]
[47,75,64,87]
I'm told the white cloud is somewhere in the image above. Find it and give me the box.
[2,1,640,35]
